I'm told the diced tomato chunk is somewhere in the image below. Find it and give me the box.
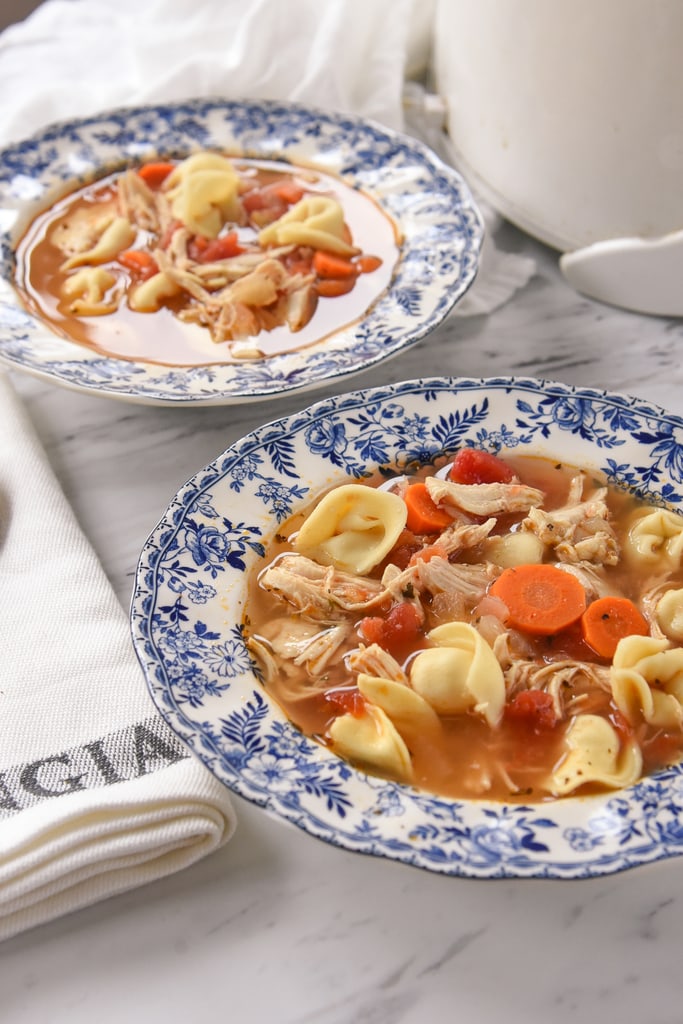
[359,601,422,657]
[188,231,244,263]
[378,528,422,572]
[504,689,557,731]
[449,448,515,485]
[242,187,289,226]
[117,249,159,280]
[325,687,365,718]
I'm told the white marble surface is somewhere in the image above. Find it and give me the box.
[3,220,683,1023]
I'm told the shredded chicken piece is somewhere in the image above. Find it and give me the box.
[116,169,160,233]
[286,283,318,331]
[520,473,619,566]
[190,246,296,284]
[437,517,497,556]
[554,560,620,600]
[165,225,192,264]
[154,247,213,301]
[492,631,515,669]
[51,203,118,257]
[347,643,408,684]
[425,477,545,517]
[504,659,611,719]
[380,557,496,612]
[254,617,352,676]
[259,553,387,618]
[641,574,679,639]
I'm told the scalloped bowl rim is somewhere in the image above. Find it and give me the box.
[0,97,483,406]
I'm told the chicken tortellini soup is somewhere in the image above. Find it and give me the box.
[13,152,399,365]
[245,448,683,802]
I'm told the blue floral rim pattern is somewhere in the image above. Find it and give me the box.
[130,376,683,878]
[0,98,483,405]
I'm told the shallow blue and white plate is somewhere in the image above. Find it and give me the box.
[0,98,482,406]
[131,376,683,878]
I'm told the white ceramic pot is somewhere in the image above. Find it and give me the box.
[433,0,683,252]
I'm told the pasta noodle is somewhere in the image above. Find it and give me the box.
[410,622,505,726]
[166,154,242,238]
[549,715,642,796]
[356,673,441,735]
[611,635,683,728]
[61,266,119,315]
[61,216,135,270]
[625,507,683,569]
[128,271,181,312]
[328,702,413,781]
[655,588,683,641]
[258,196,358,256]
[293,484,407,574]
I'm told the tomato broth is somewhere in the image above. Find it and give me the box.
[245,453,683,802]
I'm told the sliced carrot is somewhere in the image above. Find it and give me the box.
[355,254,383,274]
[403,483,453,534]
[117,249,159,280]
[313,251,358,279]
[137,161,175,189]
[316,277,356,298]
[580,596,649,659]
[489,564,587,636]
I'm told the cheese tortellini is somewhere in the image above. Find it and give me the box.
[293,484,407,575]
[410,621,505,727]
[128,271,182,312]
[258,196,358,256]
[549,715,642,796]
[164,152,242,238]
[656,588,683,642]
[328,702,412,781]
[61,266,119,315]
[60,216,135,271]
[624,507,683,570]
[356,673,441,736]
[610,634,683,729]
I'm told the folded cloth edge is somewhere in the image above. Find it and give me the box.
[0,759,235,942]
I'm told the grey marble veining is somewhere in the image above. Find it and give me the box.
[4,215,683,1024]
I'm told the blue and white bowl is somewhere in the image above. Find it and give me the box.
[131,376,683,878]
[0,98,482,406]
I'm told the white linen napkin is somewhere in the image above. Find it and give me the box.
[0,372,236,942]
